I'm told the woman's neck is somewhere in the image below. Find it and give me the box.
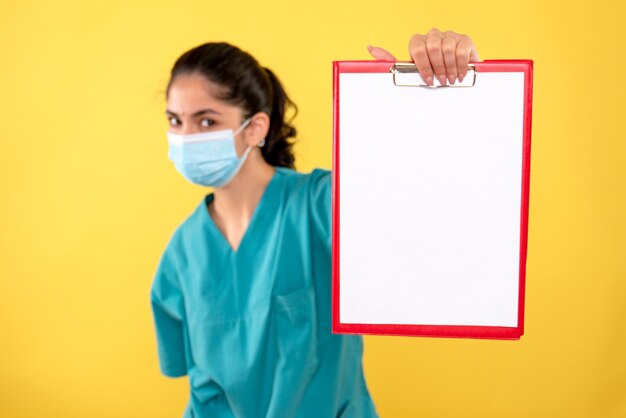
[209,150,276,227]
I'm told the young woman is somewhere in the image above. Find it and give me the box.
[150,28,480,418]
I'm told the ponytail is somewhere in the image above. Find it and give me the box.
[261,67,297,169]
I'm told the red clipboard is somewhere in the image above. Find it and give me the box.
[331,60,533,340]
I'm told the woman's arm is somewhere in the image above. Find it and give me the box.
[367,28,480,87]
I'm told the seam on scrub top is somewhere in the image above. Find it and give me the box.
[200,301,272,323]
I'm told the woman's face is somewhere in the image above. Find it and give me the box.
[166,72,256,157]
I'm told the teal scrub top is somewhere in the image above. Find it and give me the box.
[150,167,379,418]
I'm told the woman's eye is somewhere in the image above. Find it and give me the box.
[200,119,214,128]
[169,117,180,126]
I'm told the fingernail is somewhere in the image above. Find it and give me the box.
[448,76,456,85]
[459,74,465,83]
[426,76,434,86]
[438,75,447,86]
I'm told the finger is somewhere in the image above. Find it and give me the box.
[470,47,481,62]
[456,35,480,82]
[408,34,433,86]
[441,32,459,85]
[425,29,447,86]
[367,45,397,61]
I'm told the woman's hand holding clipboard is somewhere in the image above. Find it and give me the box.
[367,28,481,87]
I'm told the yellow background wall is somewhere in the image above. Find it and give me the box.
[1,0,624,417]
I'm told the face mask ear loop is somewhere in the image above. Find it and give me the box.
[233,117,255,158]
[234,117,253,136]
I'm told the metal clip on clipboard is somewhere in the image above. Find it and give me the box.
[390,62,477,88]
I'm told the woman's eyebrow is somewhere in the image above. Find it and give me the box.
[165,108,222,117]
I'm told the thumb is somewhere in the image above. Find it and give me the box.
[367,45,396,61]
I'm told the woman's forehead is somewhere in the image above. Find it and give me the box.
[168,74,220,102]
[167,74,238,116]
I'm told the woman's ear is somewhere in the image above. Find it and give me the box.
[246,112,271,147]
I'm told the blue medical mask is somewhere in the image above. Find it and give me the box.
[167,118,253,188]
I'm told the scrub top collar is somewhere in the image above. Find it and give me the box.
[202,167,286,256]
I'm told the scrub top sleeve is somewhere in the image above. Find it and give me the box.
[309,168,332,254]
[150,245,189,378]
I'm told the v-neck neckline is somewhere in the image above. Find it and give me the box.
[203,168,283,256]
